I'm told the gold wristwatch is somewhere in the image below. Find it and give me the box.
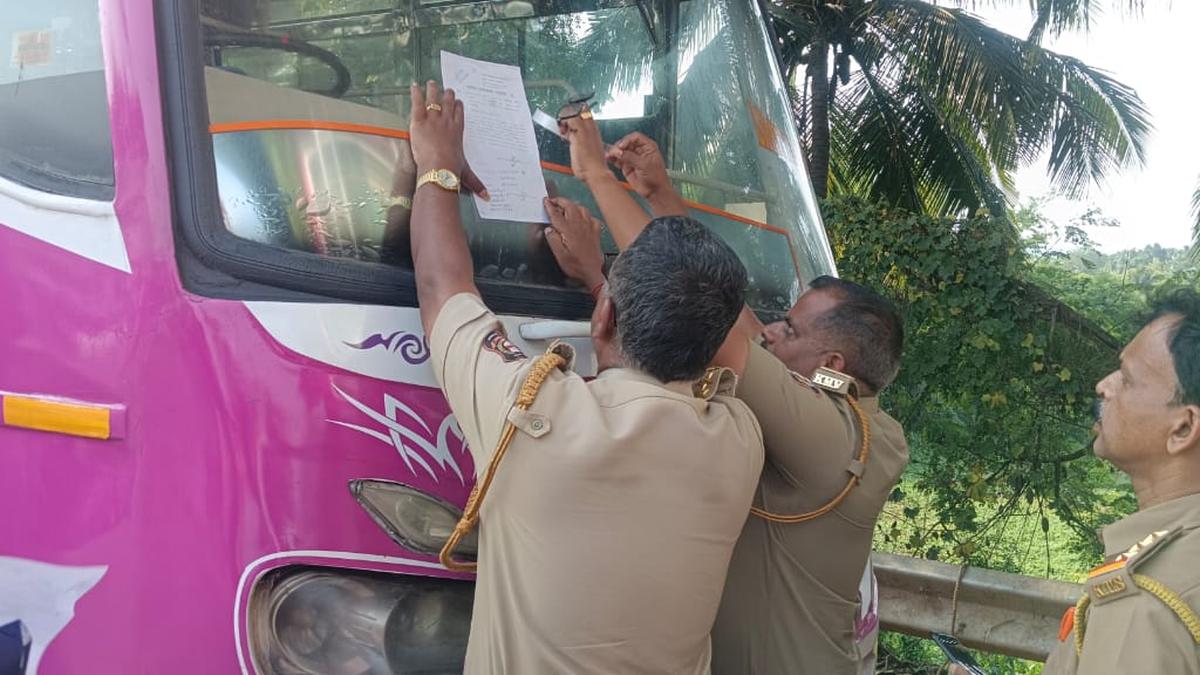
[416,168,461,193]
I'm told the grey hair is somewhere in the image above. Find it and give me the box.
[607,217,748,382]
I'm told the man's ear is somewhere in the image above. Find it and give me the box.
[1166,404,1200,456]
[821,351,847,374]
[591,292,617,344]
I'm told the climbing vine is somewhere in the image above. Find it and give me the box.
[823,197,1134,569]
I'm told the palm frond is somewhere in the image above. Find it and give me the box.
[862,1,1150,198]
[573,9,657,96]
[830,73,924,211]
[1191,177,1200,260]
[951,0,1145,42]
[672,3,761,197]
[908,84,1013,217]
[831,68,1009,218]
[1036,54,1150,197]
[856,1,1027,165]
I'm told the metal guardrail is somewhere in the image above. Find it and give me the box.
[874,552,1083,661]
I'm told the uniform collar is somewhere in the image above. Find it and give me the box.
[1101,491,1200,559]
[595,367,698,399]
[856,395,880,414]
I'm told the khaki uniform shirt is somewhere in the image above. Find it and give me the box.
[431,293,765,675]
[1043,492,1200,674]
[711,341,909,675]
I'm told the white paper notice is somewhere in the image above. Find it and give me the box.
[440,51,549,224]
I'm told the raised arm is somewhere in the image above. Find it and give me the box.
[611,133,766,369]
[561,113,652,250]
[606,132,689,218]
[561,116,763,372]
[408,81,488,335]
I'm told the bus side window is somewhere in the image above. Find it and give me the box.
[0,1,114,201]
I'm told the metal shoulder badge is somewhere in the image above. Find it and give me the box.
[1085,528,1177,605]
[811,367,854,396]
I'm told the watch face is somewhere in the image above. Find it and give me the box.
[438,170,460,188]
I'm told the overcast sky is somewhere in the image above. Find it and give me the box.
[971,2,1199,253]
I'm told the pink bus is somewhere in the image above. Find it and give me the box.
[0,0,835,672]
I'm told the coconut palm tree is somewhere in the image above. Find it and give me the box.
[767,0,1150,218]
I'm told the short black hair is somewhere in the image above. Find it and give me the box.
[1148,288,1200,406]
[808,275,905,392]
[607,216,748,382]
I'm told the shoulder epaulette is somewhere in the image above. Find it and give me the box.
[1073,527,1200,653]
[1084,529,1177,605]
[694,366,738,400]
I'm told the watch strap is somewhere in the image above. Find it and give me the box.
[416,168,460,193]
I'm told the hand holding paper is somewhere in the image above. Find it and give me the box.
[408,80,489,199]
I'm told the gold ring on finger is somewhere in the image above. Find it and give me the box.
[426,103,443,112]
[580,109,594,120]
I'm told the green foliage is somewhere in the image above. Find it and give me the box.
[876,486,1099,674]
[1020,200,1200,343]
[879,479,1106,582]
[825,196,1129,569]
[832,196,1200,670]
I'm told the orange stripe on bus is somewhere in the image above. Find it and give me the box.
[689,201,790,236]
[537,161,791,235]
[210,120,411,140]
[210,120,806,278]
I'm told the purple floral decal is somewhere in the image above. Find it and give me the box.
[345,331,429,365]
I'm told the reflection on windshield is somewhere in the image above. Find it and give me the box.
[202,0,836,315]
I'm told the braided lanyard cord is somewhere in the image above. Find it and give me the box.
[1134,574,1200,642]
[750,395,872,524]
[439,351,566,572]
[1074,574,1200,655]
[1073,593,1091,656]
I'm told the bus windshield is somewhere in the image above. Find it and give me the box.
[199,0,835,315]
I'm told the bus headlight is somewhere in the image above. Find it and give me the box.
[248,568,472,675]
[349,479,477,559]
